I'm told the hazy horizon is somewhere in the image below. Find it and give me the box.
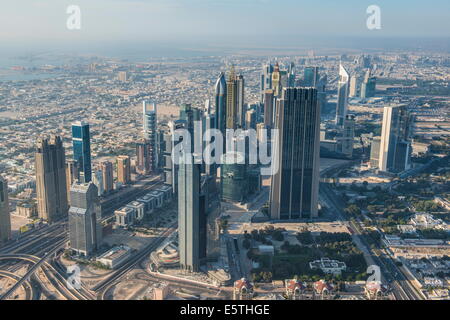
[1,0,450,59]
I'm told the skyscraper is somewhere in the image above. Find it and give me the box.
[117,155,131,185]
[143,101,157,172]
[370,136,382,169]
[136,139,152,175]
[35,136,69,223]
[272,62,281,97]
[65,160,78,204]
[178,152,201,272]
[236,74,245,128]
[214,72,227,136]
[270,88,320,219]
[72,121,92,183]
[379,105,413,173]
[336,114,355,158]
[335,64,350,128]
[0,176,11,245]
[100,161,114,193]
[349,75,358,97]
[263,89,275,128]
[226,66,239,130]
[360,69,376,99]
[92,169,104,196]
[68,181,100,256]
[303,67,319,87]
[260,63,273,102]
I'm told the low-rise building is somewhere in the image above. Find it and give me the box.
[114,206,136,227]
[309,258,346,275]
[97,245,132,269]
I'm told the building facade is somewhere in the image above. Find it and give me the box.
[68,182,100,256]
[35,136,69,223]
[270,88,320,219]
[72,121,92,182]
[0,176,11,245]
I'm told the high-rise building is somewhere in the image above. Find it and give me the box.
[335,64,350,128]
[236,75,245,128]
[221,151,248,203]
[143,101,157,172]
[379,105,413,173]
[203,100,217,177]
[35,136,69,223]
[65,160,78,204]
[263,89,275,128]
[226,66,240,130]
[117,155,131,185]
[72,121,92,183]
[349,75,358,97]
[370,136,381,169]
[360,69,376,99]
[0,176,11,245]
[136,139,152,175]
[100,161,114,193]
[245,109,257,131]
[92,169,104,196]
[260,63,273,102]
[270,88,320,219]
[68,181,100,256]
[337,114,355,158]
[303,67,319,87]
[215,72,227,136]
[178,152,201,272]
[271,63,281,97]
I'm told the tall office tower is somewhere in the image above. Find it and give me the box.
[245,109,257,130]
[203,100,217,177]
[379,105,413,173]
[164,120,187,192]
[117,155,131,185]
[349,75,358,97]
[136,139,152,175]
[317,74,328,116]
[143,101,157,172]
[271,62,281,97]
[214,72,227,136]
[303,67,319,87]
[370,136,381,169]
[178,152,201,272]
[35,136,69,223]
[236,74,245,128]
[360,69,376,99]
[270,88,320,220]
[68,181,100,256]
[92,169,104,196]
[65,160,78,204]
[337,114,355,158]
[100,161,114,193]
[221,151,248,203]
[226,66,239,130]
[72,121,92,183]
[0,176,11,245]
[260,63,273,102]
[335,63,350,128]
[263,89,275,128]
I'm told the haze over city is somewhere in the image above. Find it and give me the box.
[0,0,449,312]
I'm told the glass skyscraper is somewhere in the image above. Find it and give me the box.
[72,121,92,183]
[270,88,320,219]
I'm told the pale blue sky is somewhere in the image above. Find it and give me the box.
[0,0,449,51]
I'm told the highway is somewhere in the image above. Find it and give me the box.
[320,181,424,300]
[94,223,177,299]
